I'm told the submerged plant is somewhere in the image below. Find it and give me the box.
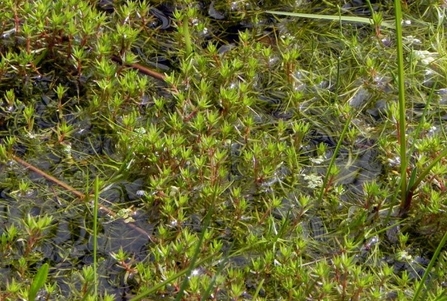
[1,0,447,300]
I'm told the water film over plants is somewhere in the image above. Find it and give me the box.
[1,0,447,300]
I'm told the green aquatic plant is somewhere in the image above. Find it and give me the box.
[2,0,447,299]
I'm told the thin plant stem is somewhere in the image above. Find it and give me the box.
[252,279,265,300]
[403,83,446,199]
[413,230,447,300]
[410,147,447,193]
[405,83,437,158]
[130,253,215,301]
[318,107,355,202]
[12,154,85,198]
[183,13,193,56]
[199,245,232,300]
[394,0,408,214]
[93,176,100,298]
[11,154,154,241]
[111,55,166,81]
[175,198,214,301]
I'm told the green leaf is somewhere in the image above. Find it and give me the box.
[28,263,49,301]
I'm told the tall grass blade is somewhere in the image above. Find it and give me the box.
[130,254,215,301]
[264,10,395,29]
[199,246,232,301]
[93,176,100,297]
[413,230,447,301]
[174,203,214,301]
[131,198,216,301]
[252,279,265,299]
[28,263,49,301]
[318,107,355,202]
[393,0,408,215]
[409,147,447,193]
[403,83,444,196]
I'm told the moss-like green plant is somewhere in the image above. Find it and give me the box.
[3,0,447,299]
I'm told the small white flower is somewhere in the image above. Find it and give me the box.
[413,50,438,65]
[304,174,323,189]
[63,142,72,154]
[428,126,437,136]
[388,156,400,166]
[134,127,146,135]
[310,156,325,164]
[404,36,421,45]
[136,190,146,197]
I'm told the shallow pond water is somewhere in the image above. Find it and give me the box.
[1,0,447,299]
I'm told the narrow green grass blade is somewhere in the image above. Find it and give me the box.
[318,109,354,202]
[393,0,408,213]
[407,167,418,192]
[28,263,49,301]
[404,84,437,196]
[252,279,265,299]
[93,176,100,298]
[131,196,217,301]
[175,202,214,301]
[199,243,233,301]
[410,147,447,192]
[264,10,395,29]
[130,253,215,301]
[406,83,437,158]
[413,230,447,300]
